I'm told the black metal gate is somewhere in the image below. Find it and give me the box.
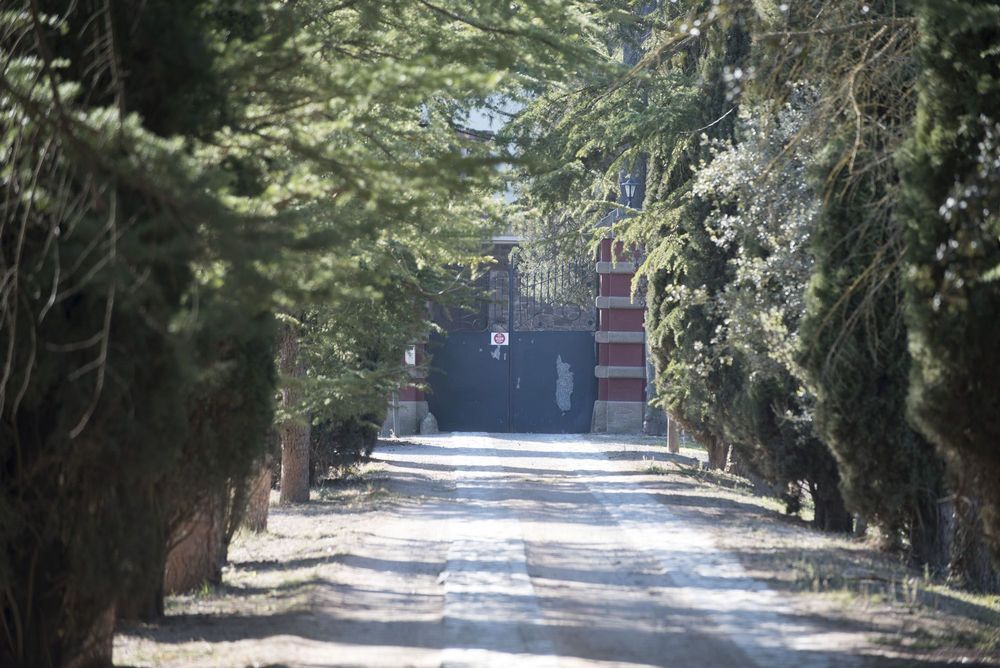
[427,252,597,433]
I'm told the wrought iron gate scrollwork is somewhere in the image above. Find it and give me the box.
[432,250,596,334]
[488,267,511,332]
[512,258,596,332]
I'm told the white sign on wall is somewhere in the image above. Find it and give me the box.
[491,332,509,346]
[405,346,416,365]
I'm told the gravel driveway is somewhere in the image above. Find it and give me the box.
[375,434,861,668]
[116,433,959,667]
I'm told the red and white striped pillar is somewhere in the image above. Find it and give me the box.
[592,238,646,433]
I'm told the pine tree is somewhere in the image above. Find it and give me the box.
[798,151,946,560]
[278,320,310,504]
[508,1,751,469]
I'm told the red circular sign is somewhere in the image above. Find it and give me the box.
[493,332,507,345]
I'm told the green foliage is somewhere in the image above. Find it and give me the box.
[798,145,944,555]
[1,2,243,660]
[512,0,970,553]
[508,0,999,590]
[293,269,432,475]
[900,0,1000,561]
[511,2,846,520]
[763,0,951,564]
[1,1,609,664]
[509,2,754,471]
[311,415,380,479]
[690,100,852,530]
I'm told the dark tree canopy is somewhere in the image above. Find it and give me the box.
[0,1,608,664]
[901,0,1000,565]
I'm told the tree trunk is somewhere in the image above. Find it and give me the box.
[810,482,853,533]
[243,457,272,532]
[946,495,1000,592]
[116,514,168,622]
[65,604,115,668]
[279,324,310,504]
[642,354,667,436]
[705,435,728,470]
[909,493,947,575]
[666,415,680,454]
[116,548,166,621]
[163,497,225,594]
[725,446,751,478]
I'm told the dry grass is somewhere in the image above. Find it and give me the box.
[601,436,1000,664]
[114,462,394,667]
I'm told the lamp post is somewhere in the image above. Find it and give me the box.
[620,173,641,209]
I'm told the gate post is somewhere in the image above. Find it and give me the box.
[381,344,429,437]
[592,238,646,433]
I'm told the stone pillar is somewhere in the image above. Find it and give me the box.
[381,344,429,437]
[592,238,646,433]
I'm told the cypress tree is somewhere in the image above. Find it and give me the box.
[744,0,951,566]
[691,99,854,531]
[798,152,946,560]
[900,0,1000,579]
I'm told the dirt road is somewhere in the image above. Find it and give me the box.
[369,434,859,667]
[116,434,989,667]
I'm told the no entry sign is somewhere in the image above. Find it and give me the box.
[491,332,509,346]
